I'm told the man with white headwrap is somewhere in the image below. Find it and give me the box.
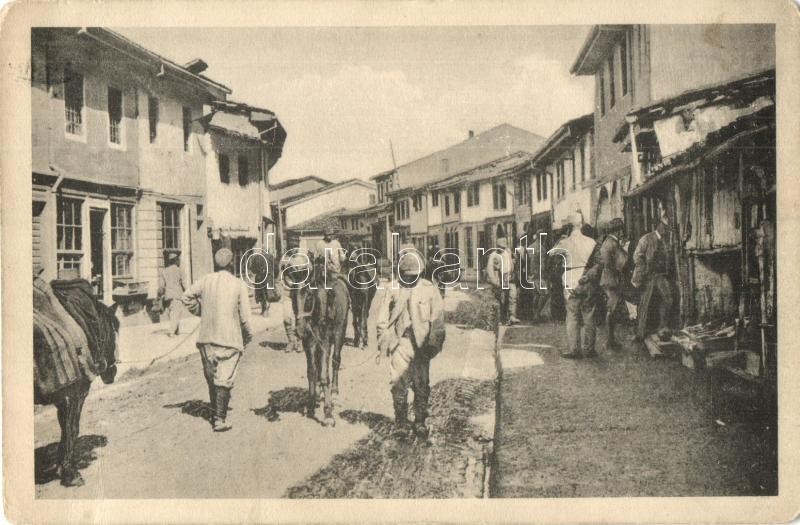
[552,213,598,359]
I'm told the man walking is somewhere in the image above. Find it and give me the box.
[158,252,184,337]
[554,214,598,359]
[182,248,254,432]
[486,237,519,325]
[631,214,674,341]
[375,245,445,440]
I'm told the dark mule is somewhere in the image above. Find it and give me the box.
[34,278,119,487]
[295,257,350,427]
[346,248,378,350]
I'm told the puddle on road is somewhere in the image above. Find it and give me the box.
[499,349,545,369]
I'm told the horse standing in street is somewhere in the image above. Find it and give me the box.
[291,253,350,426]
[34,277,119,487]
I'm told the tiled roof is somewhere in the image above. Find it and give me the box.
[428,151,534,191]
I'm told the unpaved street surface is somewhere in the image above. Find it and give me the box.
[35,298,496,499]
[491,322,777,497]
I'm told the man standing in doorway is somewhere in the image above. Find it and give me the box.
[158,252,184,337]
[555,214,599,359]
[632,214,674,341]
[182,248,254,432]
[487,237,520,325]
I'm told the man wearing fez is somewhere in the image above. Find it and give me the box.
[375,245,445,440]
[182,248,254,432]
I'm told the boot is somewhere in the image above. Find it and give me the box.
[392,394,410,439]
[207,382,216,411]
[413,393,430,440]
[213,387,232,432]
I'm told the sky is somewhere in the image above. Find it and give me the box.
[118,26,595,184]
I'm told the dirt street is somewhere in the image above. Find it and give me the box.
[34,297,496,499]
[491,321,778,497]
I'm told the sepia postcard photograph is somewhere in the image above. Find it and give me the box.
[1,0,799,523]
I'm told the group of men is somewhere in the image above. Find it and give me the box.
[484,211,675,360]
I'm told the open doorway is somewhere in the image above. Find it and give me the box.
[89,208,106,298]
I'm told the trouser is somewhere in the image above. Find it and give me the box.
[199,344,242,389]
[637,274,673,340]
[492,280,518,323]
[566,294,597,355]
[199,344,241,423]
[389,337,431,424]
[163,298,182,335]
[603,286,622,345]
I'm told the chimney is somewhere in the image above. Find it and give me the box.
[468,130,475,139]
[184,58,208,75]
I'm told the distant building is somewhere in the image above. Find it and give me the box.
[528,114,594,230]
[276,178,376,249]
[370,124,545,261]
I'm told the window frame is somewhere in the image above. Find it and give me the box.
[237,155,249,186]
[598,67,606,117]
[148,96,159,144]
[453,191,461,214]
[432,191,439,207]
[492,181,507,210]
[64,67,85,139]
[107,85,124,148]
[56,196,84,273]
[444,194,451,217]
[182,106,192,152]
[111,202,134,279]
[621,32,630,97]
[161,204,182,256]
[608,53,616,109]
[218,153,230,183]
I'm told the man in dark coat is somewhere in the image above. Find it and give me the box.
[592,218,628,350]
[631,216,673,341]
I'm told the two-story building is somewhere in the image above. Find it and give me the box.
[200,100,286,276]
[570,24,774,228]
[31,27,231,305]
[371,124,545,261]
[528,114,595,230]
[427,151,535,275]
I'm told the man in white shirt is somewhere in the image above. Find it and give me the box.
[552,213,598,359]
[182,248,254,432]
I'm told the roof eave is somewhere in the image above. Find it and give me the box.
[570,25,628,76]
[83,28,232,99]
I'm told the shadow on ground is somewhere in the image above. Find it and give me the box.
[259,340,288,351]
[35,434,108,484]
[286,377,495,498]
[253,386,311,422]
[163,400,214,424]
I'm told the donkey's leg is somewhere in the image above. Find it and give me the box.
[304,336,317,419]
[55,396,68,474]
[60,384,86,487]
[350,291,361,348]
[319,336,335,427]
[331,319,346,397]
